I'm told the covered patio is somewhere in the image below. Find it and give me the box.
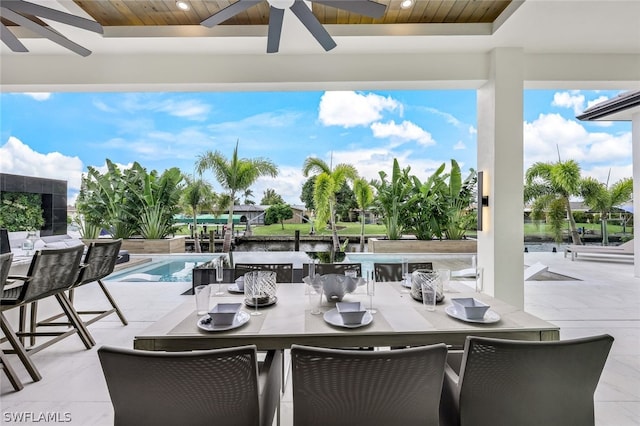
[1,1,639,424]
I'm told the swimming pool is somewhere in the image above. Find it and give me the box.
[108,255,219,282]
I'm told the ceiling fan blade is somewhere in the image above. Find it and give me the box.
[289,0,336,51]
[0,7,91,56]
[201,0,262,28]
[266,6,284,54]
[313,0,386,19]
[2,0,103,34]
[0,21,28,52]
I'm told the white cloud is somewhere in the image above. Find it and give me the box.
[424,107,463,127]
[582,164,633,186]
[252,166,306,206]
[0,136,83,193]
[586,95,609,110]
[552,91,585,115]
[318,91,401,128]
[370,120,435,146]
[22,93,51,101]
[208,111,302,132]
[524,113,632,172]
[469,125,477,135]
[453,141,466,150]
[157,99,210,121]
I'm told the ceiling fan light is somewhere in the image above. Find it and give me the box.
[176,1,190,11]
[400,0,414,9]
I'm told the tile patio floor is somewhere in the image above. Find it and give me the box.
[1,252,638,425]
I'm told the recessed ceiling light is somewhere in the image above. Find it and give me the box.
[176,1,190,11]
[400,0,413,9]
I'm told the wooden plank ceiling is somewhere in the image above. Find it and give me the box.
[72,0,512,26]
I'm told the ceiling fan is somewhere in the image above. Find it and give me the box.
[201,0,387,53]
[0,0,103,56]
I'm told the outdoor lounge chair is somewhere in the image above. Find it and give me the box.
[373,262,433,281]
[440,334,614,426]
[0,252,27,391]
[291,343,447,426]
[564,239,634,261]
[98,345,282,426]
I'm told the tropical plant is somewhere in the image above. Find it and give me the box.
[524,159,584,245]
[264,203,293,229]
[580,174,633,245]
[371,158,411,240]
[353,178,374,252]
[135,164,183,239]
[76,160,137,239]
[261,188,285,205]
[0,192,44,232]
[196,141,278,252]
[77,159,183,240]
[181,175,216,253]
[441,160,477,240]
[300,176,317,210]
[302,157,358,251]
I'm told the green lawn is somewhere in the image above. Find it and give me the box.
[176,221,632,239]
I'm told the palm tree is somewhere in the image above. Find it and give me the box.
[581,174,633,245]
[302,157,358,252]
[181,175,215,253]
[353,178,374,252]
[196,141,278,252]
[524,160,584,245]
[242,188,256,205]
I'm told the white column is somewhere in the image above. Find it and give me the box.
[477,48,525,309]
[633,112,640,277]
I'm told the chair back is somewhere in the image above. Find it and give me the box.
[76,239,122,286]
[0,252,13,292]
[18,245,84,304]
[456,334,614,426]
[234,263,293,283]
[302,262,362,277]
[374,262,433,281]
[291,344,447,426]
[99,345,261,426]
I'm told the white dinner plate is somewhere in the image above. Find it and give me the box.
[445,305,501,324]
[227,284,244,294]
[323,308,373,329]
[197,310,250,332]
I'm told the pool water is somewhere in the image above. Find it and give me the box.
[108,255,217,282]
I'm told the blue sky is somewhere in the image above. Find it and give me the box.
[0,89,631,206]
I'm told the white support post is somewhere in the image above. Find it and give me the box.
[477,48,525,309]
[633,112,640,277]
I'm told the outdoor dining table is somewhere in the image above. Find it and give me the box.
[133,280,559,352]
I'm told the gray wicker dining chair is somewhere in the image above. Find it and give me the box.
[302,262,362,277]
[440,334,614,426]
[98,345,282,426]
[234,263,293,283]
[1,246,87,386]
[291,343,448,426]
[0,252,26,391]
[34,239,127,340]
[373,262,433,281]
